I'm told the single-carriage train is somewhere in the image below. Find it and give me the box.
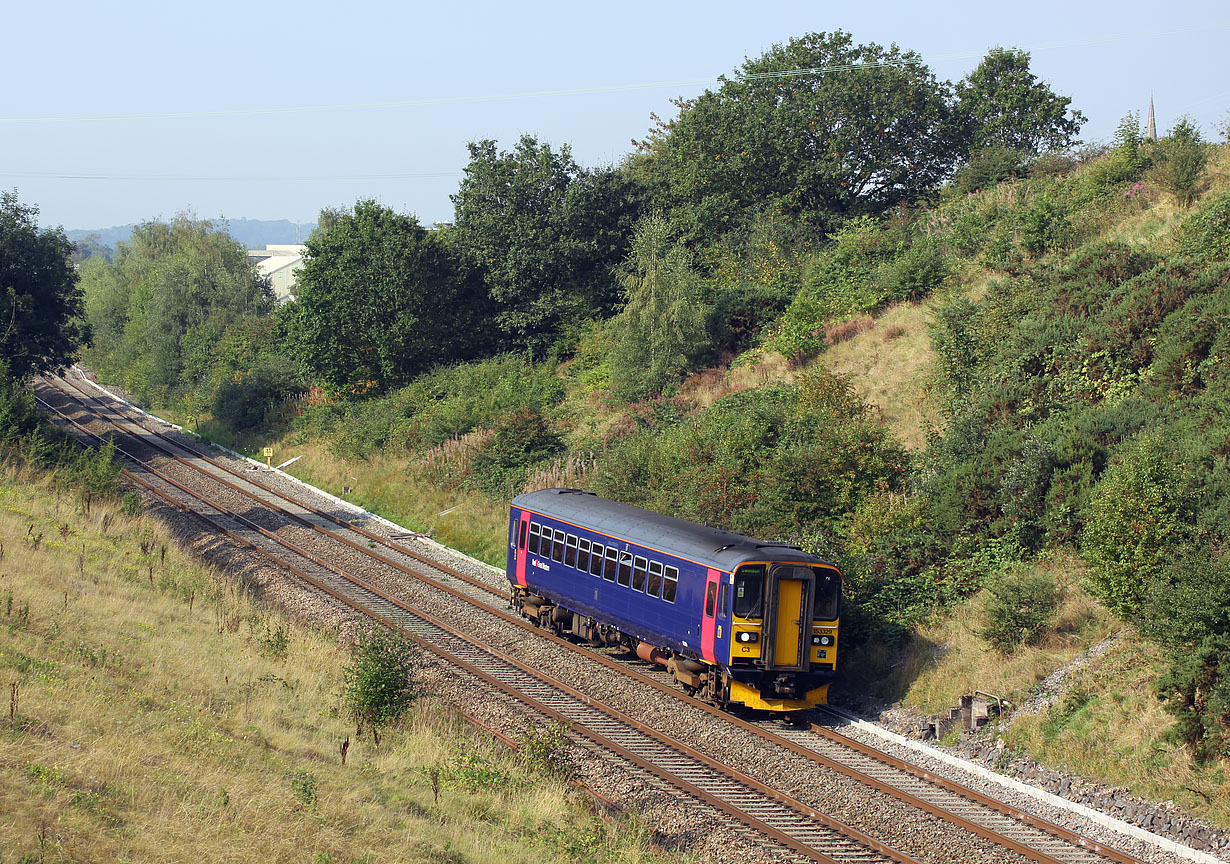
[506,488,840,711]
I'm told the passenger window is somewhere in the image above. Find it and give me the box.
[617,552,633,587]
[646,561,663,598]
[590,543,604,576]
[552,529,565,563]
[518,521,527,550]
[603,547,618,581]
[718,581,728,617]
[565,534,578,568]
[632,556,647,592]
[704,582,717,618]
[663,566,679,603]
[528,524,540,555]
[578,539,590,573]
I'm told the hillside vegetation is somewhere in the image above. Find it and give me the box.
[48,29,1230,825]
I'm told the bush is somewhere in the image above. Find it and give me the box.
[469,410,564,496]
[341,626,418,745]
[1151,117,1208,207]
[210,357,304,433]
[949,147,1029,195]
[1175,193,1230,263]
[977,570,1061,653]
[1081,433,1197,616]
[875,237,952,303]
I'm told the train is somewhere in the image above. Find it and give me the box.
[505,488,841,712]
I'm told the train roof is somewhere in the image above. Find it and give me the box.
[512,488,834,573]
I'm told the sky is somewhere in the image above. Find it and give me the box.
[4,0,1228,232]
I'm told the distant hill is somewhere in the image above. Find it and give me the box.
[66,217,318,253]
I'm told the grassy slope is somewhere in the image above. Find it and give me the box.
[0,465,666,863]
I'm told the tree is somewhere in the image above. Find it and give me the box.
[608,214,709,400]
[340,626,418,746]
[0,191,87,378]
[282,200,487,392]
[78,213,270,403]
[955,48,1085,155]
[638,31,960,244]
[448,136,643,357]
[1154,117,1208,207]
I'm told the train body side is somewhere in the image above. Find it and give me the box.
[505,489,841,711]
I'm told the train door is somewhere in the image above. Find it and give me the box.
[699,568,721,663]
[764,565,814,671]
[510,509,531,587]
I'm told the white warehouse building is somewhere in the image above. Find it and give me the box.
[248,244,307,304]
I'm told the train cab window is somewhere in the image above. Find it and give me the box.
[617,552,633,587]
[733,564,765,619]
[578,539,591,573]
[528,524,540,555]
[603,547,618,581]
[565,534,578,568]
[518,521,528,550]
[552,529,565,563]
[704,582,718,618]
[646,561,663,598]
[590,543,605,576]
[632,556,647,592]
[662,566,679,603]
[812,567,842,620]
[718,581,729,617]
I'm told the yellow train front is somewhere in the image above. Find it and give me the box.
[507,489,841,712]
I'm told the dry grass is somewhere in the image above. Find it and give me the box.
[839,554,1117,713]
[816,301,940,449]
[0,465,669,863]
[1004,638,1230,828]
[681,352,797,412]
[271,437,509,566]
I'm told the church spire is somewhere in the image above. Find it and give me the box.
[1145,93,1157,142]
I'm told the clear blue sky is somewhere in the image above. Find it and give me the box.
[4,0,1227,232]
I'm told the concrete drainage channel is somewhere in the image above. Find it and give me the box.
[71,367,1227,864]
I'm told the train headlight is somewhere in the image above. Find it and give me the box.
[811,634,833,646]
[736,631,759,643]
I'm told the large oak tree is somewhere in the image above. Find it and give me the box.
[640,31,961,244]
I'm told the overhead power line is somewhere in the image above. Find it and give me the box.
[1,22,1223,126]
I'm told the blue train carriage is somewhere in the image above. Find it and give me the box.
[505,488,841,712]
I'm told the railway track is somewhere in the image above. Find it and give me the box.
[35,371,1154,864]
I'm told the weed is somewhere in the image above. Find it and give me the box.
[250,617,291,660]
[287,769,318,808]
[516,723,573,780]
[120,491,143,516]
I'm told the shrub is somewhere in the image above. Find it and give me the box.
[469,410,564,496]
[949,146,1029,195]
[1081,433,1196,616]
[1175,193,1230,263]
[341,626,418,745]
[1151,117,1208,207]
[977,570,1061,653]
[210,357,304,433]
[875,237,953,303]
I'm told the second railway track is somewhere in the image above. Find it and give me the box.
[35,370,1158,864]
